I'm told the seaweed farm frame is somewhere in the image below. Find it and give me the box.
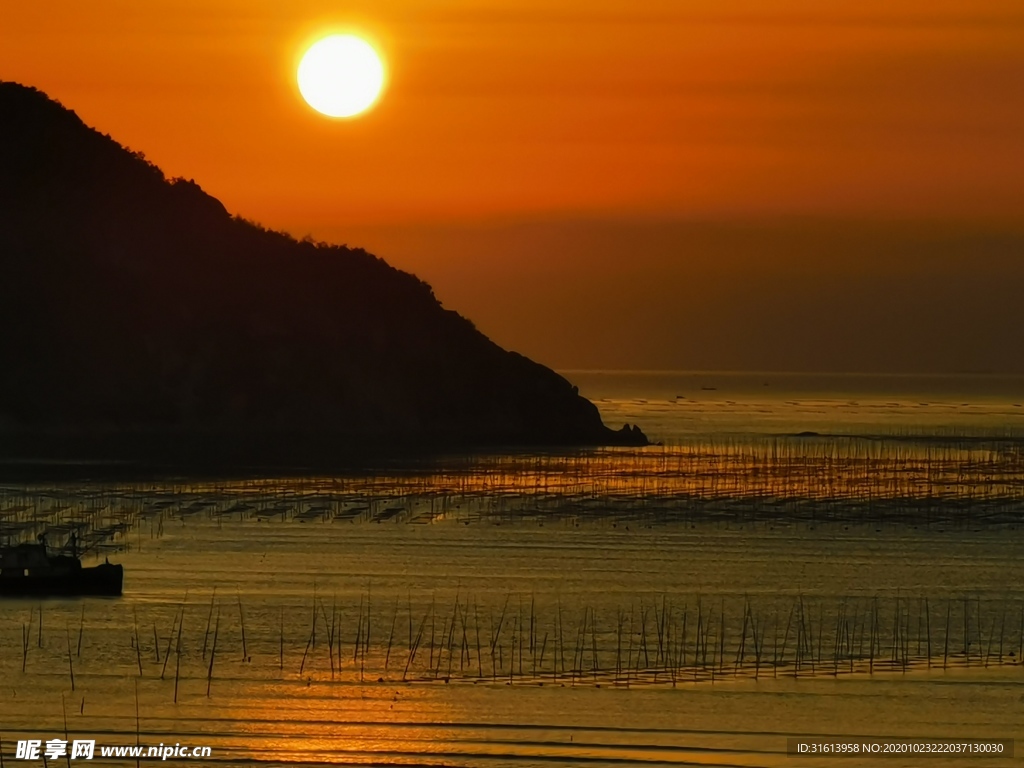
[3,436,1022,537]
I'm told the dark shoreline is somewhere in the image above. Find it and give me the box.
[0,429,649,482]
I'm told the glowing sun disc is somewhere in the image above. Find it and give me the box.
[297,35,385,118]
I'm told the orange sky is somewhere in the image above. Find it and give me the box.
[4,1,1024,372]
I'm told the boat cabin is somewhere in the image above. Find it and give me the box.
[0,543,51,576]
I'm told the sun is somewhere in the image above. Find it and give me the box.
[297,35,386,118]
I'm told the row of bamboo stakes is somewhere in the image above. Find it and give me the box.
[2,435,1023,542]
[10,592,1023,700]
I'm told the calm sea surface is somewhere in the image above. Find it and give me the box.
[1,372,1023,766]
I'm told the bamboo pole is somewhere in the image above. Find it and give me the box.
[65,625,75,692]
[206,608,220,697]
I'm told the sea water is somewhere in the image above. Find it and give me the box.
[0,371,1022,766]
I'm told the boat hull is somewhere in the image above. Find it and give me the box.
[0,563,123,597]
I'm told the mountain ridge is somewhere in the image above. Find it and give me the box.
[0,81,646,467]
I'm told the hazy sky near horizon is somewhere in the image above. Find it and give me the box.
[3,1,1024,373]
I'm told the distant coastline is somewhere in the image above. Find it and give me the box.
[565,369,1024,401]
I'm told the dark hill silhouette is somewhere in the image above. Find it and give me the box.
[0,82,645,468]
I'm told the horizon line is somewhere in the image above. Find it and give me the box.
[558,369,1024,379]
